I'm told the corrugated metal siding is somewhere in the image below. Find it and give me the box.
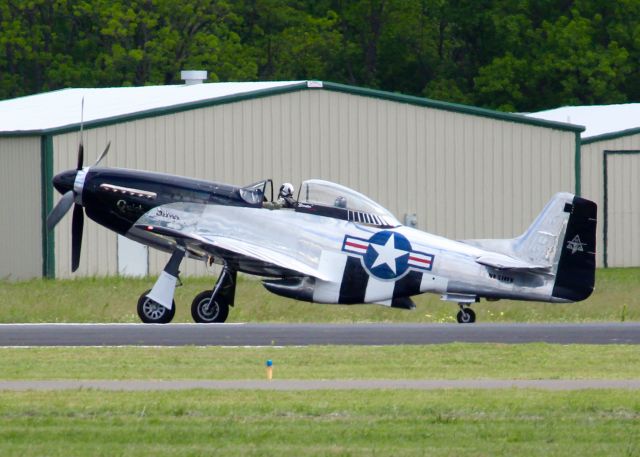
[606,154,640,267]
[0,137,42,280]
[52,89,576,277]
[581,133,640,267]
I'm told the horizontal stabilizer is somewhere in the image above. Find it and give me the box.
[475,254,551,272]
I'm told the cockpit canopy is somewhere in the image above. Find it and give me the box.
[297,179,400,227]
[239,178,400,227]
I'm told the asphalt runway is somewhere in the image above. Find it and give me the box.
[0,322,639,346]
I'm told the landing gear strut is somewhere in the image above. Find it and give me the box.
[191,266,237,323]
[137,247,185,324]
[456,304,476,324]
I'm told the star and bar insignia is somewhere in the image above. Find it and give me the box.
[342,230,434,280]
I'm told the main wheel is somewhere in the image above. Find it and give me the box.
[456,308,476,324]
[137,289,176,324]
[191,289,229,323]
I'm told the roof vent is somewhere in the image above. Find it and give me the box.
[181,70,207,85]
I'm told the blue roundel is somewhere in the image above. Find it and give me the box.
[363,231,412,280]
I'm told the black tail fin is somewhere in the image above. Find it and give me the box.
[552,196,597,302]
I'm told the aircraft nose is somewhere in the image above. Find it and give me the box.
[52,169,77,195]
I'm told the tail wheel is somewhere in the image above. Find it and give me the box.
[137,289,175,324]
[456,308,476,324]
[191,289,229,323]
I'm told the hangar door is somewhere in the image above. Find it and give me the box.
[603,150,640,267]
[117,235,149,276]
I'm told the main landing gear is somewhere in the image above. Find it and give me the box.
[191,267,237,323]
[135,249,238,324]
[456,303,476,324]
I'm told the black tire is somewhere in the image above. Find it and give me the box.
[137,289,176,324]
[456,308,476,324]
[191,289,229,323]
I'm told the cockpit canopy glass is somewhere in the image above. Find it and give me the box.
[297,179,400,226]
[239,180,267,205]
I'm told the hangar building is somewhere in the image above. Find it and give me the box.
[529,105,640,268]
[0,80,583,280]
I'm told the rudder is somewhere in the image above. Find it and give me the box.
[551,196,597,301]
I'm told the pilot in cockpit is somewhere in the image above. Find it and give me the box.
[334,196,347,208]
[264,182,296,210]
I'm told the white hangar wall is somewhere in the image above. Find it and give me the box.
[581,131,640,267]
[0,137,43,280]
[51,87,578,278]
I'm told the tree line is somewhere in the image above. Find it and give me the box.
[1,0,638,111]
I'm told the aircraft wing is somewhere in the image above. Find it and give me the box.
[200,234,332,281]
[136,224,331,281]
[475,254,551,272]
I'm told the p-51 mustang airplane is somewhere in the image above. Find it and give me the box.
[47,138,596,324]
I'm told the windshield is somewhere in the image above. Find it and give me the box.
[297,179,400,226]
[239,180,267,205]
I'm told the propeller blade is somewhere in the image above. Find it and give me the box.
[77,97,85,170]
[46,190,75,231]
[77,142,84,171]
[93,141,111,167]
[71,204,84,272]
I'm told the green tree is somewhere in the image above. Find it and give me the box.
[236,0,343,81]
[474,4,632,111]
[1,0,639,110]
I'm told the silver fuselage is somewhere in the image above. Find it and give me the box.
[132,202,560,304]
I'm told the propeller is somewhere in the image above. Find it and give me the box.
[46,190,75,231]
[71,204,84,272]
[94,141,111,168]
[45,98,111,272]
[77,97,85,170]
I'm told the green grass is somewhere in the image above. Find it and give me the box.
[0,389,638,456]
[1,344,638,455]
[1,344,639,380]
[0,267,638,323]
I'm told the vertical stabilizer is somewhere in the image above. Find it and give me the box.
[512,193,575,268]
[514,193,596,301]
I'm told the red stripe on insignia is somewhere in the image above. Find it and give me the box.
[409,256,431,264]
[346,241,368,250]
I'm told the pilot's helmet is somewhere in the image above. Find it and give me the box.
[279,182,294,198]
[334,196,347,208]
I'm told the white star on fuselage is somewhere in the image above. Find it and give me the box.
[370,235,406,273]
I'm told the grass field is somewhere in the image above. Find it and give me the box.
[0,267,638,323]
[1,345,639,455]
[0,389,638,456]
[1,344,639,380]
